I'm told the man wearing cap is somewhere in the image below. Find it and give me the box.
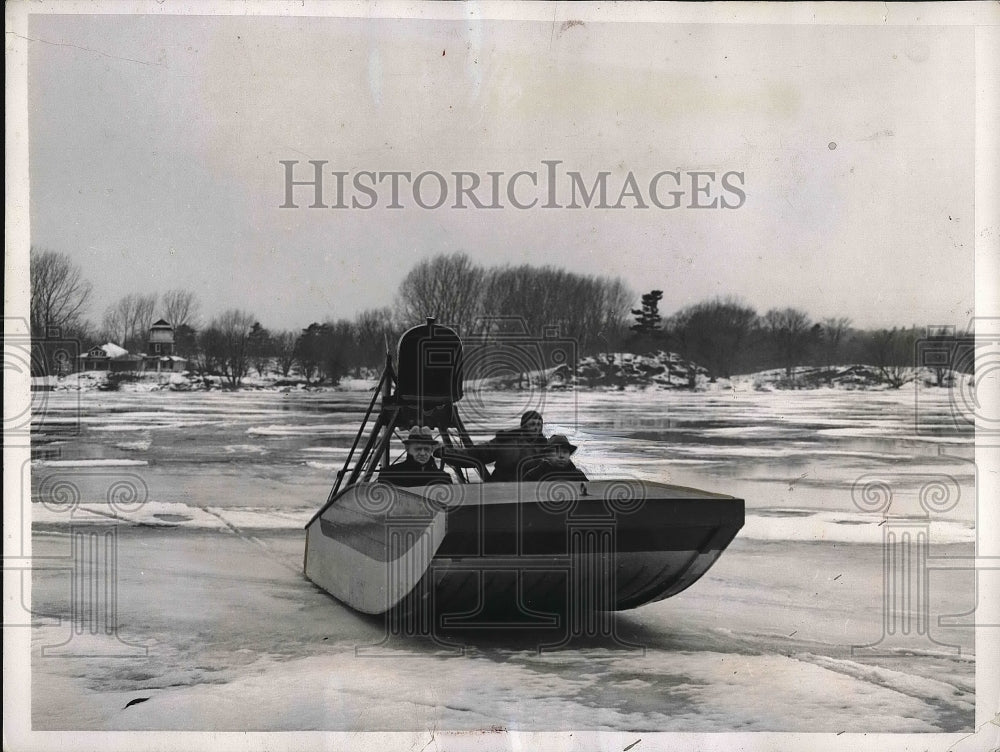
[522,434,589,483]
[377,426,453,487]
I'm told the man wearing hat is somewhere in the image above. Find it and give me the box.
[377,426,453,487]
[522,434,589,483]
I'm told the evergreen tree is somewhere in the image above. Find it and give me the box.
[247,322,272,376]
[631,290,664,335]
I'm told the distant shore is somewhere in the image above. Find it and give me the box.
[32,354,965,396]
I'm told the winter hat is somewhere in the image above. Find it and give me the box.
[402,425,439,446]
[520,410,543,427]
[546,434,577,454]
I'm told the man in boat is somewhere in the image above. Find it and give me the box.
[377,426,452,487]
[522,434,589,483]
[442,410,549,482]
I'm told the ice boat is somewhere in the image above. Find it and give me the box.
[304,319,744,622]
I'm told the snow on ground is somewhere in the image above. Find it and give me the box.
[33,358,971,396]
[34,370,379,394]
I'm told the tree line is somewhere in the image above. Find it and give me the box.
[629,290,948,388]
[29,247,962,388]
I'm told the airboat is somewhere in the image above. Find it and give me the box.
[304,318,744,625]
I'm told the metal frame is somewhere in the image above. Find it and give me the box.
[316,348,485,521]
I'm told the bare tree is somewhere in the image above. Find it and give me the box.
[397,255,632,360]
[667,298,758,385]
[162,289,201,329]
[192,326,226,379]
[762,307,817,379]
[864,327,917,388]
[479,264,543,335]
[206,309,256,388]
[595,277,636,351]
[820,317,852,382]
[397,253,485,334]
[475,264,633,357]
[553,271,634,355]
[272,330,299,377]
[102,293,158,352]
[922,326,957,387]
[354,307,398,373]
[30,247,93,338]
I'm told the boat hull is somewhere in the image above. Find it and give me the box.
[304,480,744,620]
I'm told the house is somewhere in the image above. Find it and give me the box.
[79,342,143,372]
[142,319,188,372]
[77,320,188,374]
[147,319,175,356]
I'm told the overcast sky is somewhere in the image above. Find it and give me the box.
[27,13,975,332]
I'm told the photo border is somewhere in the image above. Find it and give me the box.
[5,2,998,750]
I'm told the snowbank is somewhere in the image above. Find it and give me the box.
[33,356,971,395]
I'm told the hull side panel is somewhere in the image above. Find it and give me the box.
[304,485,446,614]
[305,482,744,616]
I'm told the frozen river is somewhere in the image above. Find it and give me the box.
[27,386,977,732]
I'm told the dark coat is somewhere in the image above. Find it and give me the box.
[522,459,589,483]
[465,427,549,482]
[376,455,452,487]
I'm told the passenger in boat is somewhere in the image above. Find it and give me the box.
[436,409,548,482]
[522,434,589,483]
[479,410,549,482]
[377,426,452,487]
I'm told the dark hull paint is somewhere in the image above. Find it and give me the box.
[304,480,744,618]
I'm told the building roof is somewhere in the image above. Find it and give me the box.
[80,347,138,360]
[81,342,130,359]
[151,319,173,328]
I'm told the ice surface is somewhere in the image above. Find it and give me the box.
[99,648,949,732]
[740,510,974,545]
[27,387,977,733]
[115,439,152,451]
[246,424,362,436]
[29,498,975,544]
[31,458,149,468]
[791,654,975,716]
